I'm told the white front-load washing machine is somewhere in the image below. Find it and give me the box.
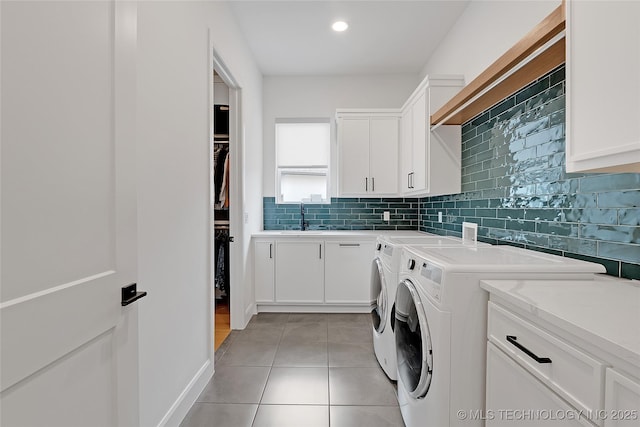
[370,233,488,380]
[394,245,606,427]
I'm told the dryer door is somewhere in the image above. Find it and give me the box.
[395,279,434,399]
[370,257,387,333]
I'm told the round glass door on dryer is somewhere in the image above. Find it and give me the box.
[370,240,400,380]
[395,279,433,398]
[394,274,451,427]
[370,256,388,334]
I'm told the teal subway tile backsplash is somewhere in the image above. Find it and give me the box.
[419,64,640,280]
[263,197,419,231]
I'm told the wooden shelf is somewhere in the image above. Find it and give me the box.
[431,4,566,126]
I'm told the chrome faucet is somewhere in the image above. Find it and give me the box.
[300,203,308,231]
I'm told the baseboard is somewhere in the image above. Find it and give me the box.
[156,359,214,427]
[257,304,370,313]
[244,302,256,326]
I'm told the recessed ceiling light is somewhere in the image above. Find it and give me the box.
[332,21,349,32]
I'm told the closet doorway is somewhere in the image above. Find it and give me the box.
[213,71,231,349]
[210,44,243,362]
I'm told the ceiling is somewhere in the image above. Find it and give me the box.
[228,0,471,76]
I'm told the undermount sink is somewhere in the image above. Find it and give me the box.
[276,230,325,235]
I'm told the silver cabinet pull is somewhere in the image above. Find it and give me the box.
[365,177,368,191]
[319,244,322,259]
[269,243,273,259]
[371,177,375,192]
[339,243,360,247]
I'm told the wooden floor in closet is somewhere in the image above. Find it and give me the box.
[214,301,231,350]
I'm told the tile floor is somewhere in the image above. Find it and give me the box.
[180,313,404,427]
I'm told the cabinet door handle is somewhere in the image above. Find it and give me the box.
[319,244,322,259]
[269,243,272,259]
[407,173,411,189]
[339,243,360,247]
[506,335,552,364]
[365,177,368,192]
[371,177,375,192]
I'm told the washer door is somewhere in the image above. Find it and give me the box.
[370,257,387,333]
[395,279,433,399]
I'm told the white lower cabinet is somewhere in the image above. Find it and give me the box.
[254,236,375,310]
[254,241,275,303]
[604,368,640,427]
[486,342,594,426]
[484,299,640,427]
[487,302,604,416]
[324,241,374,304]
[482,280,640,427]
[275,240,324,303]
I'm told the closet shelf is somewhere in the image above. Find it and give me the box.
[430,4,565,127]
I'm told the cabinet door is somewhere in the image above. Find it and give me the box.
[604,368,640,427]
[566,1,640,173]
[400,108,413,193]
[486,343,594,426]
[275,241,324,303]
[338,118,370,195]
[411,91,427,192]
[254,241,275,303]
[324,241,374,304]
[369,117,398,195]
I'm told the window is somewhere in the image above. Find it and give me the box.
[275,119,330,204]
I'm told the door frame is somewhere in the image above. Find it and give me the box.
[208,36,244,364]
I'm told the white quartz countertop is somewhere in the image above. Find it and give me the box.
[480,278,640,372]
[252,230,431,238]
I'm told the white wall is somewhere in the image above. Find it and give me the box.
[262,74,419,197]
[420,0,561,82]
[136,1,262,426]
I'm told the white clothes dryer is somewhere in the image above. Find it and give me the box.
[370,233,488,380]
[394,245,606,427]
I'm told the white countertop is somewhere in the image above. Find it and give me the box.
[481,278,640,373]
[252,230,431,238]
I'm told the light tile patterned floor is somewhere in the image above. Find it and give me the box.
[180,313,404,427]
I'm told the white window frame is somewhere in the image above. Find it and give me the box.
[275,118,331,205]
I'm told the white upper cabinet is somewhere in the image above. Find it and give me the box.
[566,0,640,173]
[399,75,465,196]
[338,117,370,195]
[400,107,413,193]
[337,112,399,196]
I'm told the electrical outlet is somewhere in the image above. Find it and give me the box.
[438,211,443,223]
[383,211,390,221]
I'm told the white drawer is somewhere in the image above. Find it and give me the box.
[488,302,606,418]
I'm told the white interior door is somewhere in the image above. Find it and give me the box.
[1,2,140,426]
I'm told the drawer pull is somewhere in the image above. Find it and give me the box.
[506,335,552,364]
[339,243,360,247]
